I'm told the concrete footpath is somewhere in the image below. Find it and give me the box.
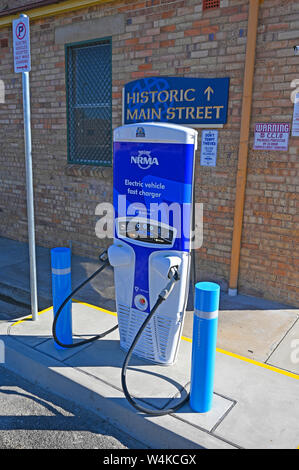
[0,236,298,449]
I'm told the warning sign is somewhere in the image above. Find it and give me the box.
[253,123,290,151]
[200,130,218,167]
[13,16,31,73]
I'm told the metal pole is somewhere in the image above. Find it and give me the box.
[21,24,38,320]
[228,0,260,296]
[190,282,220,413]
[51,247,73,349]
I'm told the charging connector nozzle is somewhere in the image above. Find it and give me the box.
[99,250,109,263]
[168,266,180,281]
[159,266,180,301]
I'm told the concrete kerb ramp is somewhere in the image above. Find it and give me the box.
[0,302,299,449]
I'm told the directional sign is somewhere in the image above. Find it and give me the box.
[13,16,31,73]
[204,86,214,102]
[123,76,230,127]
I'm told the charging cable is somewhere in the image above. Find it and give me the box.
[52,251,118,349]
[121,266,190,416]
[52,256,189,416]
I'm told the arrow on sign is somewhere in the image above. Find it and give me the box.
[204,86,214,101]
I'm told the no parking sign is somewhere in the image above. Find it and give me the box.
[13,16,31,73]
[12,15,38,321]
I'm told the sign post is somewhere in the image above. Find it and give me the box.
[13,14,38,321]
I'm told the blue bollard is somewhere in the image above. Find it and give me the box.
[190,282,220,413]
[51,247,72,349]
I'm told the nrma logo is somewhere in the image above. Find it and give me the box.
[131,151,159,170]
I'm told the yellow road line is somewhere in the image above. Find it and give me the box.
[183,335,298,380]
[215,347,299,381]
[11,306,53,327]
[10,301,299,381]
[11,300,116,328]
[181,335,192,343]
[72,299,117,317]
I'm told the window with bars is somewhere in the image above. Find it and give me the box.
[66,38,112,166]
[203,0,220,10]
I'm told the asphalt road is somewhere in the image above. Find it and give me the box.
[0,298,30,322]
[0,298,146,450]
[0,365,145,449]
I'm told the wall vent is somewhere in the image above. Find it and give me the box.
[203,0,220,11]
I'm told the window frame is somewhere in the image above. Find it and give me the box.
[65,36,113,167]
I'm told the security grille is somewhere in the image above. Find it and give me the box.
[203,0,220,10]
[66,39,112,166]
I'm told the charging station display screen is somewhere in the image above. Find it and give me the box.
[118,218,174,246]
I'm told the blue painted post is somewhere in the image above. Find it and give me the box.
[190,282,220,413]
[51,247,72,349]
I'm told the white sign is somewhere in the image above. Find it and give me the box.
[254,123,290,151]
[13,16,31,73]
[200,130,218,167]
[292,93,299,137]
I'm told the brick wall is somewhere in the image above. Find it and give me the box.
[0,0,298,305]
[239,0,299,305]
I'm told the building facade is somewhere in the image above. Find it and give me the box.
[0,0,298,306]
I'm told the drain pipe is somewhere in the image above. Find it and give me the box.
[228,0,261,296]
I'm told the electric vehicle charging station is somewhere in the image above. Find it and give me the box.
[52,121,208,416]
[108,122,198,366]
